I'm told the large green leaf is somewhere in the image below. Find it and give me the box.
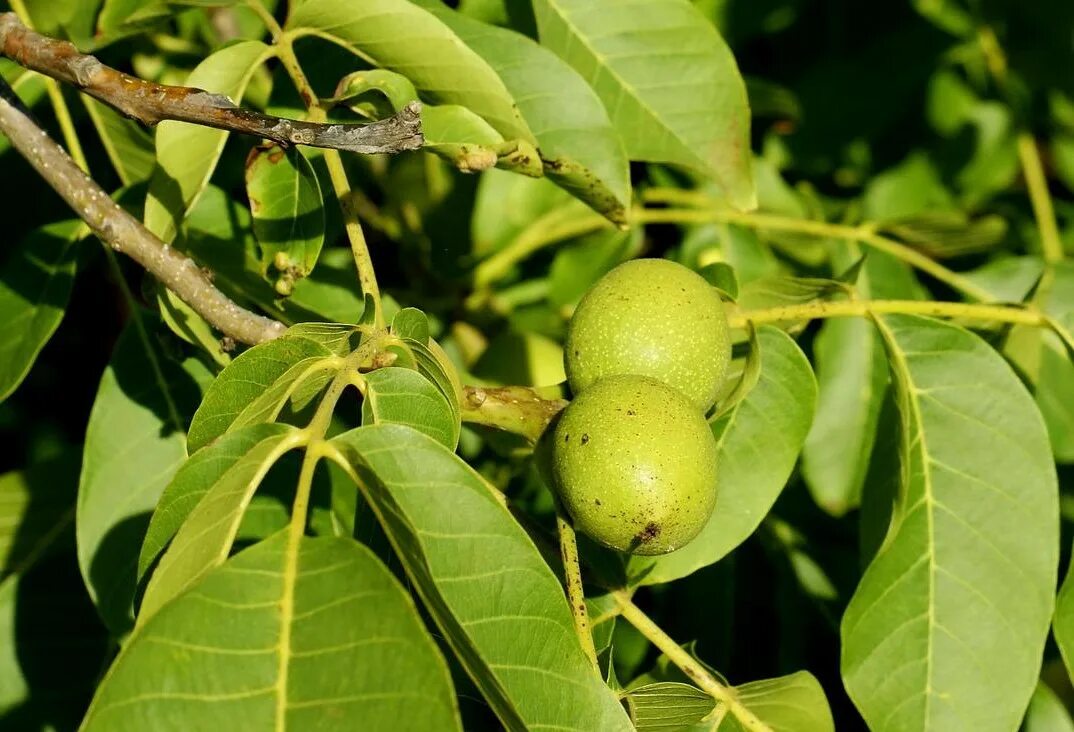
[629,327,816,586]
[360,367,458,450]
[245,144,325,285]
[136,424,301,624]
[187,335,340,453]
[77,313,205,636]
[841,315,1058,732]
[82,531,461,730]
[143,40,271,244]
[417,3,631,222]
[0,221,82,403]
[531,0,754,208]
[285,0,533,143]
[329,424,633,731]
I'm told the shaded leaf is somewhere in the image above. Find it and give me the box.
[390,308,430,344]
[0,454,79,579]
[841,315,1058,732]
[629,327,816,585]
[83,532,461,730]
[82,97,156,185]
[329,424,633,731]
[531,0,754,208]
[77,313,204,635]
[245,144,325,284]
[1023,682,1074,732]
[0,221,81,403]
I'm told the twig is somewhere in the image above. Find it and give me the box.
[0,76,285,345]
[731,299,1045,329]
[0,12,423,155]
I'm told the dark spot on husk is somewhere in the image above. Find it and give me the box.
[580,434,589,445]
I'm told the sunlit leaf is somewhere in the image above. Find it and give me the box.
[842,314,1058,732]
[531,0,754,208]
[329,424,634,731]
[83,531,461,730]
[360,367,458,450]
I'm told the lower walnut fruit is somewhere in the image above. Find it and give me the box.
[550,375,718,555]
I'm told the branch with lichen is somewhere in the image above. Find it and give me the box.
[0,12,423,155]
[0,76,285,345]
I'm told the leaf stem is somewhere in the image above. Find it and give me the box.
[732,299,1045,329]
[613,593,768,731]
[633,203,995,302]
[1017,134,1065,263]
[472,209,610,288]
[555,504,598,669]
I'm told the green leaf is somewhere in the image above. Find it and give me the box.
[402,338,464,443]
[0,454,79,579]
[77,313,204,635]
[630,327,816,586]
[1023,682,1074,732]
[329,424,633,731]
[187,336,340,453]
[286,0,533,143]
[416,3,632,222]
[801,316,887,516]
[800,250,920,517]
[1054,541,1074,684]
[0,221,82,403]
[421,104,503,172]
[841,315,1058,732]
[390,307,430,344]
[137,423,299,584]
[624,682,715,730]
[143,40,270,245]
[82,97,156,185]
[83,531,461,730]
[361,367,458,450]
[715,672,834,732]
[245,144,326,287]
[137,425,301,624]
[531,0,754,209]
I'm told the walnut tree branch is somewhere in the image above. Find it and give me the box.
[0,76,286,345]
[0,12,423,155]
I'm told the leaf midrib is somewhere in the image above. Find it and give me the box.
[873,315,935,729]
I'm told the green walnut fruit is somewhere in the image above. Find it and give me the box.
[551,375,718,555]
[565,258,731,411]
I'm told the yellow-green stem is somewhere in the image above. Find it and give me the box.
[270,28,384,327]
[1017,134,1065,263]
[733,299,1044,329]
[555,505,598,670]
[472,210,610,288]
[632,206,995,303]
[614,593,768,731]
